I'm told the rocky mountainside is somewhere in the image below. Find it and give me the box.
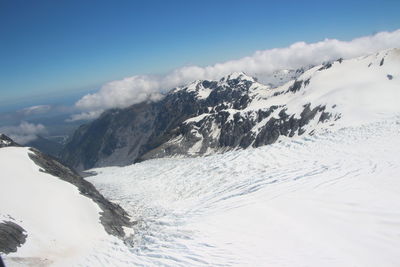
[0,135,133,258]
[0,133,19,148]
[61,48,400,171]
[26,135,63,158]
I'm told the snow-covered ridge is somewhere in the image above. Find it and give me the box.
[172,71,261,99]
[183,48,399,126]
[144,48,400,159]
[0,142,134,266]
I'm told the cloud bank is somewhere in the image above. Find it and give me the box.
[72,29,400,121]
[0,121,47,144]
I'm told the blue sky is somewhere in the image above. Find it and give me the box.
[1,0,400,109]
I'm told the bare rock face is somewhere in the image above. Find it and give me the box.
[61,72,336,170]
[0,221,27,254]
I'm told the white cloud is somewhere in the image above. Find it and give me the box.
[66,110,104,122]
[20,105,51,116]
[0,121,47,144]
[72,29,400,120]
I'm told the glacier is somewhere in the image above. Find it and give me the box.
[2,48,400,266]
[87,116,400,267]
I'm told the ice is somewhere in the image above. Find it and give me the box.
[88,116,400,267]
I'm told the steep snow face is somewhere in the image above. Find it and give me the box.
[89,116,400,267]
[0,147,132,266]
[261,48,400,127]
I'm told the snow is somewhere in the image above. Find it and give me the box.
[185,80,200,92]
[184,113,209,123]
[226,72,255,82]
[88,116,400,267]
[2,48,400,266]
[0,139,10,146]
[183,49,400,148]
[0,147,133,266]
[248,49,400,127]
[196,87,212,99]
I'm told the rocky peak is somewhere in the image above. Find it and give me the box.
[220,72,256,83]
[0,134,19,148]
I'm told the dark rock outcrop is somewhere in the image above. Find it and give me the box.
[0,221,27,254]
[0,134,19,148]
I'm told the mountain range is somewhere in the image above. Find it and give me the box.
[1,48,400,266]
[61,48,399,171]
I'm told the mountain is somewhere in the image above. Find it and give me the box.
[25,135,63,158]
[0,134,133,265]
[0,133,19,148]
[61,48,400,171]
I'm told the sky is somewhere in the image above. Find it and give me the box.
[1,0,400,111]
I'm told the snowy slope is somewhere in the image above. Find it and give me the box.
[88,116,400,267]
[143,48,400,159]
[0,147,134,266]
[250,48,400,127]
[199,48,399,131]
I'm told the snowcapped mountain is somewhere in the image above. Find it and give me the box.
[0,135,133,266]
[2,48,400,267]
[61,48,400,171]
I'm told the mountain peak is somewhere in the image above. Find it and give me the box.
[0,134,19,148]
[221,72,255,82]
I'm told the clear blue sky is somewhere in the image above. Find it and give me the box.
[1,0,399,107]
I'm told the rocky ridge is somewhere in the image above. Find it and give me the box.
[61,48,399,170]
[0,135,133,254]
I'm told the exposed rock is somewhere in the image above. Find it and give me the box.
[0,134,19,148]
[318,62,333,71]
[0,221,27,254]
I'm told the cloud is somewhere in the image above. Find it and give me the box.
[0,121,47,144]
[66,110,104,122]
[72,29,400,120]
[19,105,52,116]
